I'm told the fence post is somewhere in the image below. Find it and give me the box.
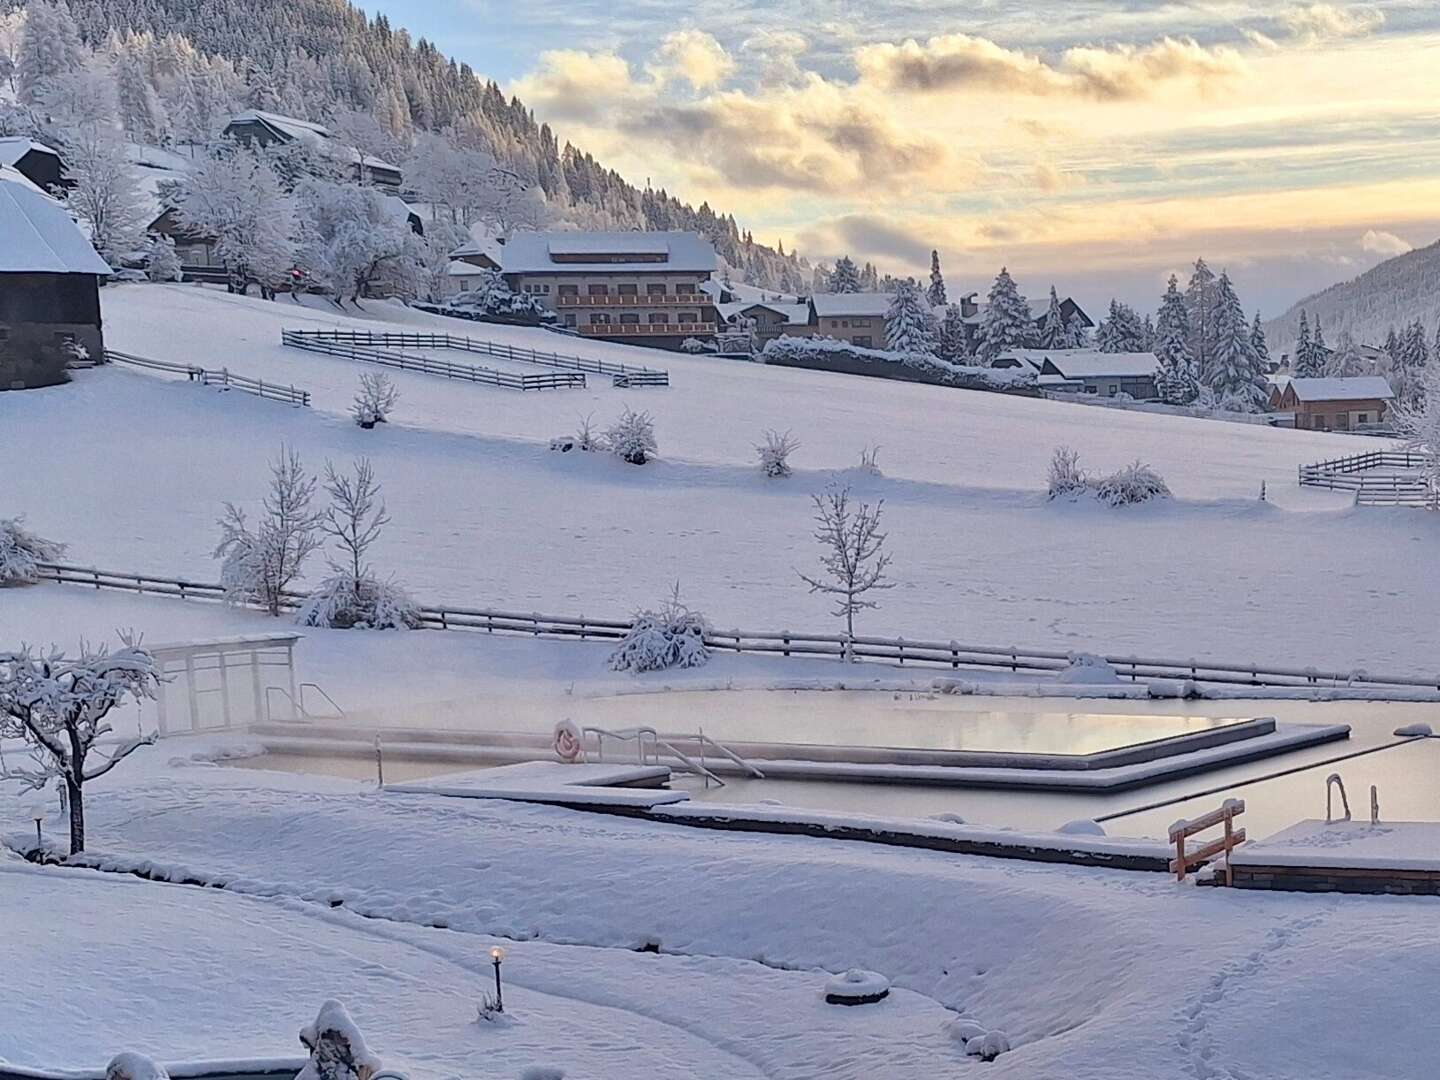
[897,637,905,665]
[950,641,959,669]
[782,631,790,657]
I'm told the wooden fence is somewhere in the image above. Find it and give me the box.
[1298,449,1434,508]
[107,351,311,407]
[279,331,586,391]
[1169,799,1246,884]
[32,562,1440,694]
[282,328,669,386]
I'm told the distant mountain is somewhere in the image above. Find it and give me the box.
[1265,239,1440,352]
[2,0,808,290]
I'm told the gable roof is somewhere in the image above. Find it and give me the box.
[810,292,893,318]
[227,110,399,173]
[0,137,59,168]
[738,301,811,324]
[0,168,112,275]
[1028,349,1158,379]
[1286,376,1394,402]
[500,230,717,274]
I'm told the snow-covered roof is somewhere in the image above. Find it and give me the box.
[1285,377,1394,402]
[811,292,893,318]
[450,236,503,264]
[0,162,45,197]
[228,110,399,173]
[739,301,811,325]
[447,260,492,277]
[500,231,718,274]
[0,136,59,167]
[0,168,112,275]
[1047,352,1158,379]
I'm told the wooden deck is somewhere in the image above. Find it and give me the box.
[1219,819,1440,896]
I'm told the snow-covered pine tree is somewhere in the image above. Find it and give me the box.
[1141,314,1156,352]
[1250,310,1270,372]
[1324,331,1369,377]
[1184,258,1219,380]
[1037,286,1066,349]
[936,304,971,364]
[1206,271,1269,412]
[1097,300,1146,353]
[830,255,861,293]
[110,33,167,145]
[1401,318,1430,371]
[1154,275,1199,405]
[15,0,85,106]
[1385,326,1402,367]
[978,267,1033,363]
[1293,310,1318,376]
[1064,310,1089,348]
[885,279,938,356]
[143,232,181,282]
[926,249,947,307]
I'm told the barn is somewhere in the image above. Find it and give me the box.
[0,166,111,391]
[0,136,65,192]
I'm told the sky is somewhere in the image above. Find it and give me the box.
[355,1,1440,316]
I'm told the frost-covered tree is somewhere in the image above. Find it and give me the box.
[0,517,65,584]
[1385,326,1402,367]
[1312,316,1328,367]
[756,429,800,478]
[297,459,419,631]
[606,407,657,465]
[885,279,937,356]
[1250,311,1270,372]
[214,445,322,616]
[174,145,295,297]
[1292,310,1320,376]
[936,303,972,364]
[978,267,1033,363]
[1154,275,1199,405]
[797,486,895,652]
[1324,331,1369,377]
[1397,361,1440,499]
[609,584,709,673]
[295,179,421,304]
[57,116,146,264]
[415,219,468,303]
[351,372,398,428]
[1207,271,1269,412]
[926,249,947,307]
[1064,309,1089,348]
[1036,286,1066,349]
[0,11,24,94]
[15,0,84,106]
[143,233,181,282]
[0,635,161,855]
[110,36,166,145]
[1400,318,1431,372]
[829,255,861,293]
[1097,300,1146,353]
[1185,258,1220,380]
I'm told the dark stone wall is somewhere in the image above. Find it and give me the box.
[0,273,104,390]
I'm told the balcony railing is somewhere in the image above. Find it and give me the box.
[578,323,717,338]
[556,293,707,307]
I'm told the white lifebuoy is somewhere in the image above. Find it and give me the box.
[553,719,583,763]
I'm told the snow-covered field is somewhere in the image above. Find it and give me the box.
[6,757,1440,1079]
[3,283,1437,677]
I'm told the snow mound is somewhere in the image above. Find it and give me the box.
[1057,819,1107,837]
[824,968,891,1005]
[945,1018,987,1044]
[1395,723,1433,737]
[106,1054,170,1080]
[1056,653,1122,685]
[965,1029,1012,1061]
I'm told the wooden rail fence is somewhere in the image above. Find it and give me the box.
[1298,450,1433,507]
[279,331,586,391]
[1170,799,1246,884]
[107,351,311,407]
[282,328,669,388]
[31,562,1440,694]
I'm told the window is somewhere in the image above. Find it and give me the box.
[588,284,609,296]
[0,327,10,345]
[618,283,638,296]
[841,320,850,328]
[558,284,579,297]
[1108,386,1119,397]
[541,284,551,294]
[830,320,839,329]
[590,313,611,325]
[679,312,697,324]
[853,336,872,348]
[1357,412,1370,425]
[676,281,696,295]
[564,314,576,328]
[648,313,668,324]
[619,313,640,325]
[647,283,667,296]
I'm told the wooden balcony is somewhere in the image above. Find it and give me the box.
[556,293,707,308]
[578,323,717,338]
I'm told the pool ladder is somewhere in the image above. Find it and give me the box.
[1326,774,1381,825]
[583,725,764,788]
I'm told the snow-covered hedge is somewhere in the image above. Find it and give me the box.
[438,271,554,323]
[1047,449,1172,507]
[759,336,1036,391]
[609,587,710,673]
[0,517,66,585]
[296,574,422,630]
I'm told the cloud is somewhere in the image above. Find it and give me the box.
[1360,228,1411,256]
[1279,4,1385,42]
[1032,161,1082,193]
[509,49,639,123]
[740,29,809,87]
[853,34,1246,100]
[649,30,735,89]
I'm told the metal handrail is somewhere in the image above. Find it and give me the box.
[583,725,730,787]
[300,682,346,720]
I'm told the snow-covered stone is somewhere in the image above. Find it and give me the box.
[105,1053,170,1080]
[298,1000,383,1080]
[823,968,891,1005]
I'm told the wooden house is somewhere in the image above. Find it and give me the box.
[1270,377,1395,432]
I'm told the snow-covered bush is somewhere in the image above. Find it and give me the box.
[609,585,710,673]
[606,407,657,465]
[681,336,712,354]
[106,1054,169,1080]
[0,517,66,585]
[1094,461,1172,506]
[855,445,882,476]
[1056,652,1122,684]
[448,270,552,323]
[576,413,605,452]
[1047,446,1088,500]
[296,574,421,630]
[298,1000,383,1080]
[352,372,399,428]
[759,335,1036,390]
[757,429,800,478]
[143,234,182,283]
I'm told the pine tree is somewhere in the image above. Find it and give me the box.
[1037,286,1066,349]
[1097,299,1146,353]
[111,35,167,144]
[16,0,86,106]
[1324,331,1369,377]
[936,303,971,364]
[1207,271,1269,411]
[885,279,938,356]
[1293,310,1320,377]
[1400,318,1430,371]
[1154,275,1198,405]
[978,267,1034,363]
[1064,310,1088,348]
[830,255,861,293]
[1250,311,1270,372]
[1385,326,1402,367]
[1312,317,1327,367]
[1184,258,1219,380]
[926,249,947,307]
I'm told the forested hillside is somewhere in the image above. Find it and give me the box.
[0,0,808,289]
[1265,239,1440,352]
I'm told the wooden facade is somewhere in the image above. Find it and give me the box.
[1271,382,1392,432]
[0,272,104,390]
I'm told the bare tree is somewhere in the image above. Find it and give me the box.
[756,429,800,478]
[0,635,161,854]
[797,486,895,656]
[214,445,322,616]
[320,458,388,585]
[351,373,399,428]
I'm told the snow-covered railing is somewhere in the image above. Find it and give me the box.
[282,328,669,385]
[32,562,1440,694]
[279,331,587,391]
[1298,450,1434,508]
[1169,799,1246,884]
[107,350,311,407]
